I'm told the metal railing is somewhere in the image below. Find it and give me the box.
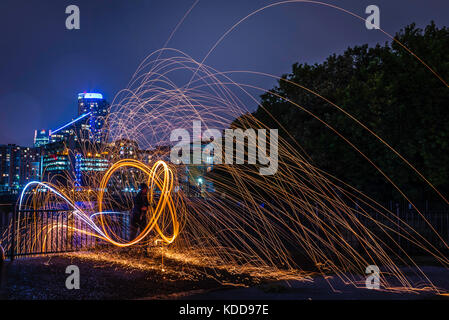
[340,201,449,255]
[0,208,129,259]
[1,200,448,259]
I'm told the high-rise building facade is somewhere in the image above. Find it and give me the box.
[33,92,110,188]
[74,152,109,187]
[0,144,40,194]
[77,92,109,143]
[34,130,49,147]
[40,92,109,146]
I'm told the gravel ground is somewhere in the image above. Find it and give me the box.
[0,249,238,300]
[2,249,449,300]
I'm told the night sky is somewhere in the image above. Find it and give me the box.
[0,0,448,147]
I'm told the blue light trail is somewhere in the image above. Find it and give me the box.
[51,112,91,135]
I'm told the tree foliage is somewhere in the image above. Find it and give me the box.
[248,22,449,201]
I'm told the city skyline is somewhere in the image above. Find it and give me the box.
[1,91,109,148]
[1,0,449,146]
[0,91,112,194]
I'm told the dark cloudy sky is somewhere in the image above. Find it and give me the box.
[0,0,448,146]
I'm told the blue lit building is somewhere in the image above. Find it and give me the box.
[49,112,92,144]
[77,92,109,143]
[40,142,71,184]
[0,92,112,194]
[42,92,109,145]
[34,130,49,147]
[37,92,110,187]
[74,151,109,187]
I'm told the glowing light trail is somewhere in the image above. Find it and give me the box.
[18,159,180,248]
[6,1,449,295]
[51,112,92,135]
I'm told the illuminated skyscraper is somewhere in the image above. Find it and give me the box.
[34,129,49,147]
[77,92,109,143]
[47,93,109,145]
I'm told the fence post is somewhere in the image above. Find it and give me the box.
[0,244,4,267]
[0,243,4,294]
[10,207,16,261]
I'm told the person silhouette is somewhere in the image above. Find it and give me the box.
[130,183,149,241]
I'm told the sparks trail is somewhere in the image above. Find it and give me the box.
[4,1,449,295]
[16,159,180,250]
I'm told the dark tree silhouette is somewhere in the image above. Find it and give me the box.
[241,22,449,201]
